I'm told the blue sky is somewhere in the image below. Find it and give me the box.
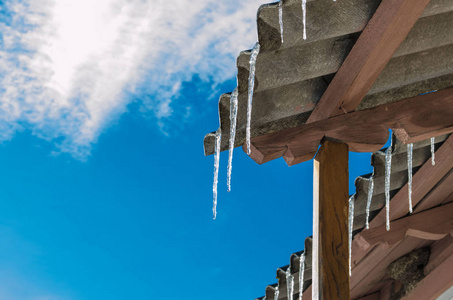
[0,1,375,299]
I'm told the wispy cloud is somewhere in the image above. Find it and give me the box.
[0,0,264,159]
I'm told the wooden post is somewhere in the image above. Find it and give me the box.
[313,139,349,300]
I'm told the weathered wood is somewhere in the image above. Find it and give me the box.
[313,139,349,300]
[247,88,453,166]
[306,0,432,123]
[369,135,453,229]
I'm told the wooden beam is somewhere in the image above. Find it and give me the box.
[425,232,453,274]
[369,134,453,229]
[361,202,453,248]
[306,0,432,123]
[350,202,453,298]
[413,168,453,214]
[313,139,349,300]
[247,88,453,166]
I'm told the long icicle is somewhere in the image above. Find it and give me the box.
[349,195,355,276]
[279,0,284,43]
[246,43,260,155]
[365,176,374,229]
[274,284,280,300]
[407,143,413,213]
[302,0,307,40]
[385,145,392,231]
[431,137,436,166]
[227,88,239,192]
[299,253,305,299]
[212,128,221,219]
[286,265,294,300]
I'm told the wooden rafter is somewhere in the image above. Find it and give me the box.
[306,0,432,123]
[245,88,453,166]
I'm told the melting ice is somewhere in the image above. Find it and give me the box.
[286,265,294,300]
[431,137,436,166]
[349,195,355,276]
[365,176,374,229]
[246,43,261,155]
[279,1,284,43]
[385,146,392,231]
[212,128,221,219]
[407,143,413,213]
[299,253,305,299]
[302,0,307,40]
[274,284,280,300]
[227,88,239,192]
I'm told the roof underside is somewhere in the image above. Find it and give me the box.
[202,0,453,298]
[256,135,453,299]
[204,0,453,156]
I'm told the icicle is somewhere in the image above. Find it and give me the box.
[212,128,221,219]
[246,43,260,155]
[301,0,307,40]
[279,1,284,43]
[348,195,355,276]
[286,265,294,300]
[365,176,374,230]
[227,88,239,192]
[385,145,392,231]
[299,253,305,299]
[274,284,280,300]
[431,137,436,166]
[407,143,413,213]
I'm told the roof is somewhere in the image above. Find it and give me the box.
[203,0,453,156]
[255,135,453,299]
[202,0,453,298]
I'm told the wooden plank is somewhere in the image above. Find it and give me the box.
[363,202,453,247]
[425,232,453,274]
[414,168,453,214]
[357,292,380,300]
[352,236,431,299]
[306,0,432,123]
[350,203,453,297]
[402,252,453,300]
[369,135,453,229]
[247,88,453,166]
[313,139,349,300]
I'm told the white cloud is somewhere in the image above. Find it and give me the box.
[0,0,265,159]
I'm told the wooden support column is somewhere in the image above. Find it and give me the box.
[313,139,349,300]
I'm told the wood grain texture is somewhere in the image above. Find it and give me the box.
[247,88,453,166]
[306,0,432,123]
[369,134,453,229]
[313,139,349,300]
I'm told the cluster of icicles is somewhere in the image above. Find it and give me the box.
[262,253,305,300]
[348,137,437,280]
[260,136,437,299]
[213,0,314,219]
[210,2,440,299]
